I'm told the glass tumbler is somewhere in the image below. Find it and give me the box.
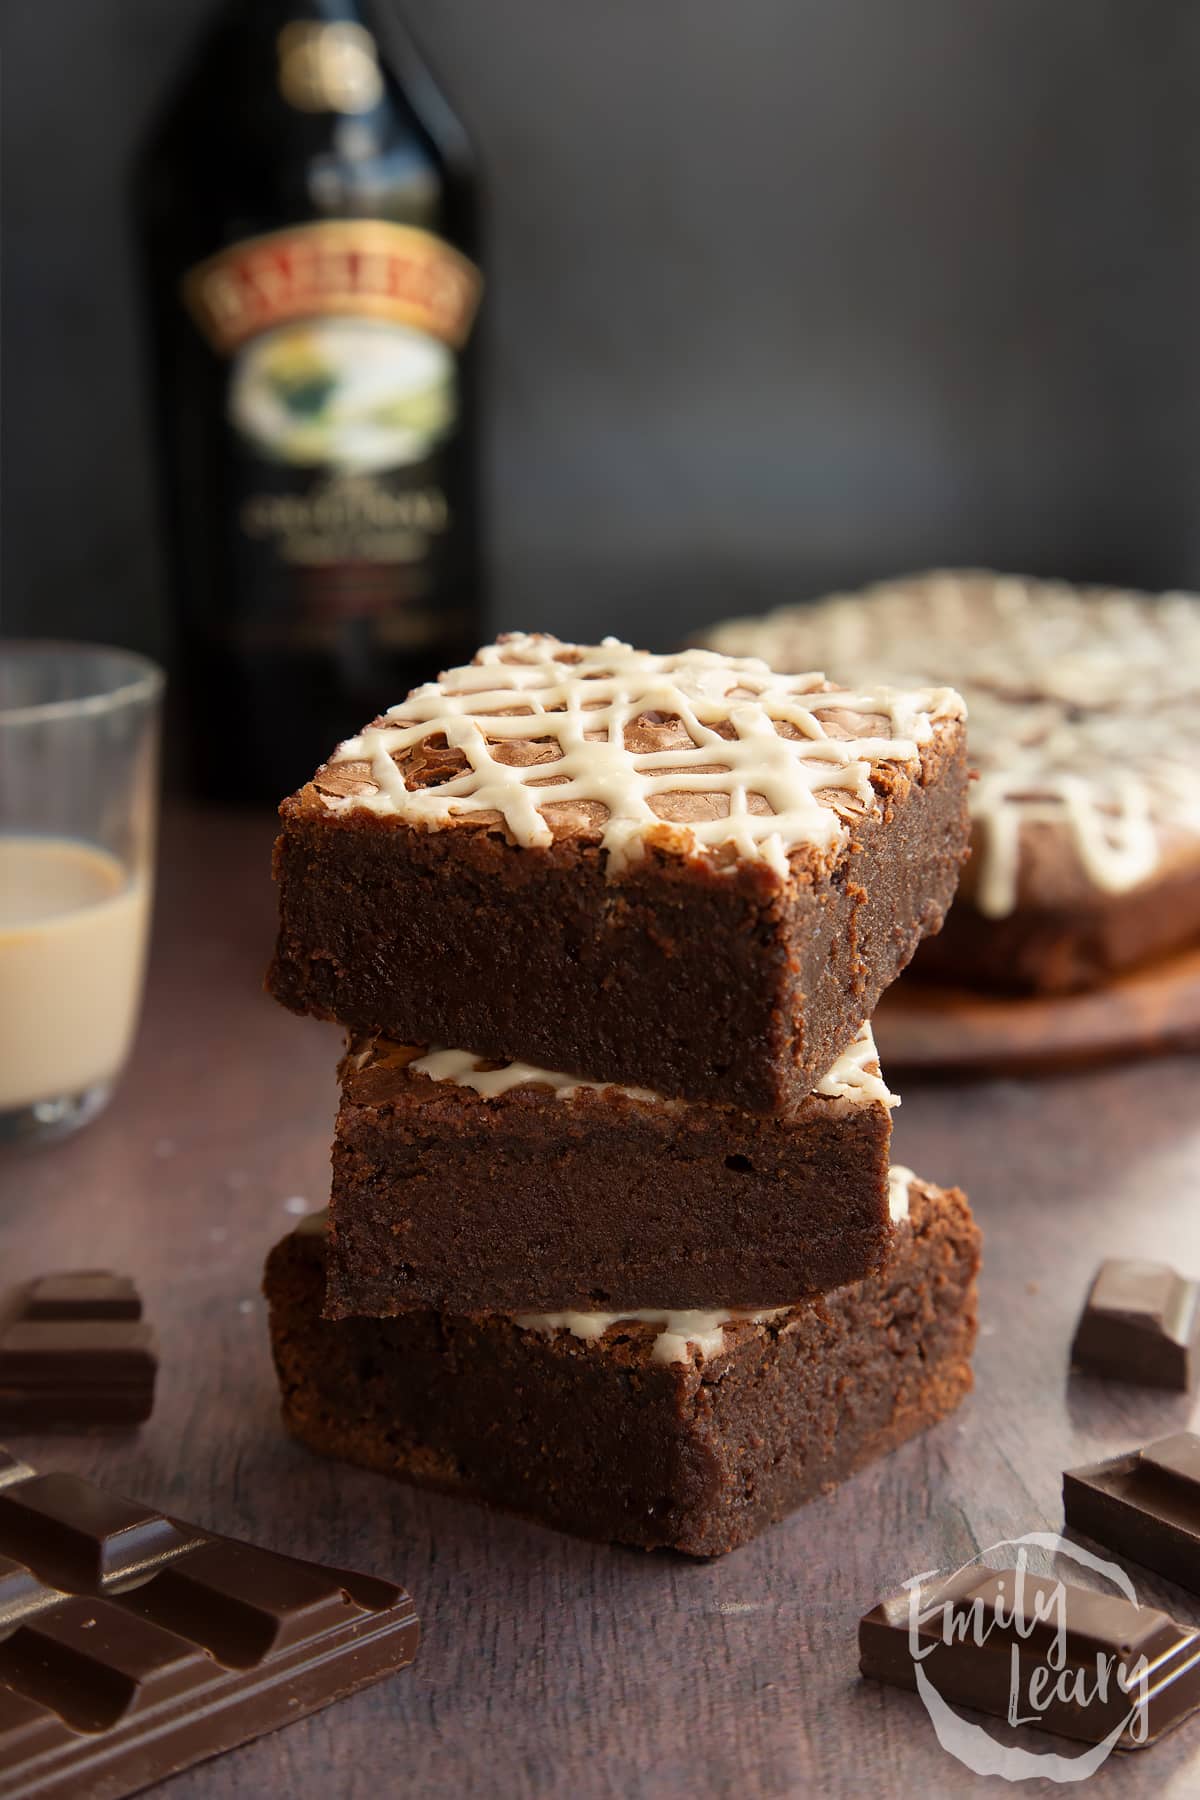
[0,643,164,1144]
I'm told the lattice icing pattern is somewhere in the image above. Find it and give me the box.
[405,1020,896,1111]
[704,572,1200,916]
[513,1168,915,1365]
[318,634,963,880]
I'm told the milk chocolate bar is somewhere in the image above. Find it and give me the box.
[0,1447,419,1799]
[861,1563,1200,1748]
[1065,1433,1200,1594]
[1070,1260,1200,1390]
[0,1273,158,1428]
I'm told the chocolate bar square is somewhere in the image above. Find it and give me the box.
[1070,1260,1200,1391]
[1065,1433,1200,1594]
[0,1273,158,1428]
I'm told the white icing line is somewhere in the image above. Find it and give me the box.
[512,1306,789,1366]
[888,1164,914,1223]
[322,635,963,880]
[407,1046,662,1105]
[407,1021,895,1110]
[814,1022,898,1109]
[703,573,1200,917]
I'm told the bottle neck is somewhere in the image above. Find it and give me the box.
[271,1,385,118]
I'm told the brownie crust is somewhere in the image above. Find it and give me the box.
[327,1033,894,1315]
[912,837,1200,994]
[268,719,967,1114]
[264,1177,980,1557]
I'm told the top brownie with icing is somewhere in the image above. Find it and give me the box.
[271,628,969,1111]
[311,633,964,882]
[703,572,1200,917]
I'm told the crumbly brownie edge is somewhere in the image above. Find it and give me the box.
[914,846,1200,993]
[264,1179,979,1556]
[674,1179,980,1554]
[789,720,968,1089]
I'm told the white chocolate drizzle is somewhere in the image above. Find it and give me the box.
[512,1305,789,1366]
[812,1022,897,1109]
[704,573,1200,918]
[319,634,963,880]
[407,1020,896,1111]
[888,1164,914,1223]
[406,1047,662,1106]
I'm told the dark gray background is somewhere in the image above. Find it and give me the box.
[5,0,1199,666]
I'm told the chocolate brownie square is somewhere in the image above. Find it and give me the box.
[268,635,967,1111]
[264,1171,980,1557]
[328,1022,897,1316]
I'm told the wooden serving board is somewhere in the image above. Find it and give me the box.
[873,942,1200,1075]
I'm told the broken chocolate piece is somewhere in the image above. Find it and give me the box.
[1070,1261,1200,1391]
[861,1562,1200,1749]
[0,1272,157,1428]
[1065,1433,1200,1594]
[0,1449,419,1798]
[20,1273,142,1321]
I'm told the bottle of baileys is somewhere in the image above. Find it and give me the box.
[137,0,483,800]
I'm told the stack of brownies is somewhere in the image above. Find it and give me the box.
[263,634,982,1556]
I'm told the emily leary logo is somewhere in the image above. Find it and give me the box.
[893,1533,1159,1782]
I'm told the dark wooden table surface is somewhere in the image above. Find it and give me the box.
[3,807,1200,1799]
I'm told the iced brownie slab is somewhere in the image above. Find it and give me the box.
[328,1022,897,1317]
[265,1171,980,1557]
[704,573,1200,993]
[269,634,967,1113]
